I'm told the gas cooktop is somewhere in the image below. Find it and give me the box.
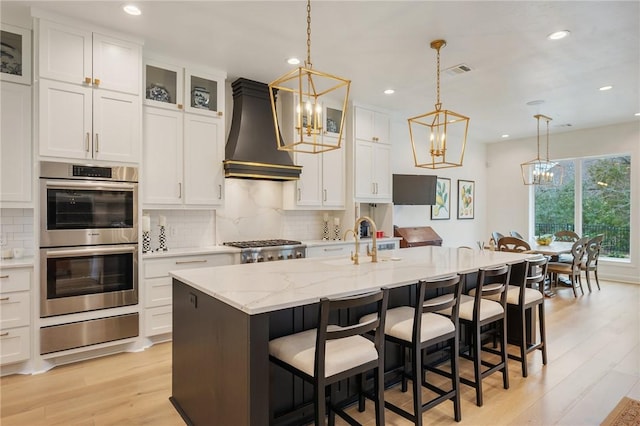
[223,239,303,249]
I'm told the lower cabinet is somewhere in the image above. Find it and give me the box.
[142,252,238,336]
[0,267,32,366]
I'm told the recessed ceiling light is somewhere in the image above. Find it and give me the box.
[501,134,509,138]
[547,30,570,40]
[123,4,141,16]
[384,89,395,95]
[635,112,640,117]
[287,57,300,65]
[599,85,613,91]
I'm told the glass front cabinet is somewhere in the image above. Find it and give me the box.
[144,59,225,118]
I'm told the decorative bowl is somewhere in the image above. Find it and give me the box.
[535,234,555,246]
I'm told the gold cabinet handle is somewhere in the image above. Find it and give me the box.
[177,104,183,110]
[0,297,9,301]
[217,111,223,116]
[86,132,91,152]
[175,259,207,265]
[84,77,91,84]
[0,275,9,279]
[93,78,100,86]
[0,332,9,337]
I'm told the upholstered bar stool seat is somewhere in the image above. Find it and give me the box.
[269,289,389,426]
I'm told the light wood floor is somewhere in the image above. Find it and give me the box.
[1,280,639,425]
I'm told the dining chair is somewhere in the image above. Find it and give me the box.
[509,231,525,239]
[484,256,549,377]
[269,289,389,425]
[581,234,604,291]
[491,231,505,245]
[547,237,588,297]
[497,236,531,253]
[454,265,512,407]
[360,275,463,425]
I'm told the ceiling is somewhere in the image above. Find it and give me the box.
[3,1,639,144]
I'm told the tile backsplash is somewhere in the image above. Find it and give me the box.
[0,208,35,256]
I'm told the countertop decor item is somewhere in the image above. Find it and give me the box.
[192,86,210,109]
[268,0,350,155]
[535,234,555,246]
[408,39,469,169]
[147,84,170,103]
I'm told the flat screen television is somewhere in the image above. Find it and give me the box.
[392,174,437,205]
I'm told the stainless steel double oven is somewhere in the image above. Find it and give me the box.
[39,161,139,354]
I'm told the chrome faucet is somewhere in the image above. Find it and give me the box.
[343,216,378,265]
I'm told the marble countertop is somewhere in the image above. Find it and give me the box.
[0,257,35,268]
[142,245,240,259]
[170,245,532,315]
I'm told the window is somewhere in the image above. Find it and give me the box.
[534,155,631,259]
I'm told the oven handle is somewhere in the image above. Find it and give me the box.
[43,180,136,191]
[43,245,138,258]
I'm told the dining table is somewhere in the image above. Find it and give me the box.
[526,240,575,296]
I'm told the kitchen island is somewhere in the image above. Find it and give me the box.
[169,246,532,425]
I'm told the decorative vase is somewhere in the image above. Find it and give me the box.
[322,220,330,241]
[142,231,151,253]
[159,226,168,251]
[333,224,341,241]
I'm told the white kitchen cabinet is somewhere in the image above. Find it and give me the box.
[142,252,238,337]
[144,59,225,118]
[36,18,141,163]
[0,82,32,204]
[142,107,224,207]
[282,98,346,210]
[354,106,389,144]
[306,243,351,258]
[353,106,392,202]
[38,19,140,94]
[0,267,32,366]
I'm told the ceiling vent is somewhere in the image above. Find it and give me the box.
[444,63,473,76]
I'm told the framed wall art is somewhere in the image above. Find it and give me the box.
[431,177,451,220]
[457,179,474,219]
[0,24,31,85]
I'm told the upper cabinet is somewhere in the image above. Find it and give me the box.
[142,58,227,208]
[36,19,142,163]
[144,59,225,118]
[282,97,346,210]
[353,106,391,202]
[0,82,32,205]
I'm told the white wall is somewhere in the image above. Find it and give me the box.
[390,115,489,248]
[486,121,640,284]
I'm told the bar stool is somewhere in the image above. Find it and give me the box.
[459,265,511,406]
[485,256,549,377]
[269,289,389,425]
[360,275,463,425]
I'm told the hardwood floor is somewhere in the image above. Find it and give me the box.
[1,280,638,425]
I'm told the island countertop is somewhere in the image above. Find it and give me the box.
[170,246,532,315]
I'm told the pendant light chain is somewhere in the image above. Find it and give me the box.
[435,44,441,110]
[537,115,542,160]
[305,0,312,69]
[545,118,550,160]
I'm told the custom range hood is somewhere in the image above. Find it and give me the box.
[224,78,302,180]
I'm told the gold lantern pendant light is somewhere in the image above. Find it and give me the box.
[268,0,351,154]
[521,114,563,186]
[409,39,469,169]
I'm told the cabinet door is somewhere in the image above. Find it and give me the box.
[295,152,322,207]
[1,82,32,203]
[354,107,374,142]
[39,79,92,160]
[373,111,390,144]
[322,143,345,208]
[354,140,375,199]
[143,107,183,205]
[144,60,184,110]
[184,114,224,205]
[93,90,140,162]
[373,144,392,201]
[38,19,92,85]
[92,33,141,95]
[184,69,225,117]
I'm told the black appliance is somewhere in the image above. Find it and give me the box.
[392,174,437,205]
